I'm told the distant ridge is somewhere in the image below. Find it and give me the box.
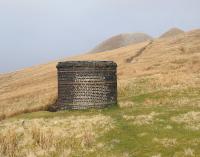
[90,33,153,53]
[160,28,184,38]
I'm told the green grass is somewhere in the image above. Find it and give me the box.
[1,83,200,157]
[98,104,200,157]
[5,102,200,156]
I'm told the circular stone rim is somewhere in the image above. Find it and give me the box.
[56,61,117,68]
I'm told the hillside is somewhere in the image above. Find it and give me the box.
[89,33,153,53]
[160,27,184,38]
[0,29,200,119]
[0,29,200,156]
[0,30,200,119]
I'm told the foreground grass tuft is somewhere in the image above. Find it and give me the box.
[0,114,114,157]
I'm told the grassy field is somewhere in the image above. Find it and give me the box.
[0,29,200,156]
[0,76,200,157]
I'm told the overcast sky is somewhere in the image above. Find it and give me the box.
[0,0,200,73]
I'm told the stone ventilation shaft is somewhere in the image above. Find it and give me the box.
[56,61,117,110]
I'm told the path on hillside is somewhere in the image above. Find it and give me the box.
[126,41,153,63]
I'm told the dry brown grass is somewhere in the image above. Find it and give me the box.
[0,29,200,118]
[151,154,162,157]
[171,111,200,131]
[118,101,136,108]
[31,125,54,149]
[153,137,177,148]
[174,148,196,157]
[184,148,195,157]
[0,128,19,157]
[0,114,114,157]
[123,112,160,126]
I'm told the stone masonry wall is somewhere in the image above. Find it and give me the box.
[56,61,117,110]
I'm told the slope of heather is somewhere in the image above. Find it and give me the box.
[160,27,184,38]
[0,29,200,119]
[90,33,153,53]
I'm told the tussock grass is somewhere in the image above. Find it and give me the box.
[171,111,200,130]
[184,148,195,157]
[151,154,162,157]
[0,129,19,157]
[123,112,160,126]
[153,138,177,148]
[0,114,114,157]
[31,124,54,149]
[118,101,136,108]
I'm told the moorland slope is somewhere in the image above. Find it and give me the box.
[0,29,200,119]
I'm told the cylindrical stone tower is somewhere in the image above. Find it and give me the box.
[56,61,117,110]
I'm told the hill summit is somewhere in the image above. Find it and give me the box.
[90,33,153,53]
[160,27,184,38]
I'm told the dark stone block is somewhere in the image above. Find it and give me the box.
[56,61,117,110]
